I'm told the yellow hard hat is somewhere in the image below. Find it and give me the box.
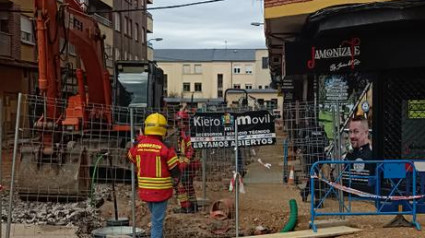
[144,113,167,136]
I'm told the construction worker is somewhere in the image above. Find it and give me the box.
[127,113,180,238]
[174,110,201,213]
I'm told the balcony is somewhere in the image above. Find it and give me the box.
[146,11,153,33]
[93,13,112,27]
[147,47,153,61]
[0,31,12,57]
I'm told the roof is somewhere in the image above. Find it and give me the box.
[154,49,261,62]
[227,89,278,94]
[164,97,224,103]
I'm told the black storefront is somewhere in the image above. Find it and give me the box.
[283,2,425,161]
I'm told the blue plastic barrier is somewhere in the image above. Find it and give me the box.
[309,160,422,232]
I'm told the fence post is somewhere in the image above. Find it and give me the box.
[6,93,22,238]
[234,119,239,237]
[130,108,136,238]
[202,149,207,201]
[335,101,345,216]
[0,98,3,238]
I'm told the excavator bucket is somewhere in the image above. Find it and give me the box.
[17,144,90,200]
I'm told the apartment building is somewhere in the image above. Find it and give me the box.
[154,49,282,114]
[0,0,154,132]
[113,0,152,61]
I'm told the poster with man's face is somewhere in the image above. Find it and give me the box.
[317,72,374,153]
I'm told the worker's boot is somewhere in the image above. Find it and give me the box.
[191,201,199,212]
[173,206,195,214]
[300,189,308,203]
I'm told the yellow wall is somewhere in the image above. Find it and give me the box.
[226,92,283,116]
[157,49,277,107]
[100,0,113,8]
[265,0,393,19]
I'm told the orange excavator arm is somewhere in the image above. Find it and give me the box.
[35,0,111,122]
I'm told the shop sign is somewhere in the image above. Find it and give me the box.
[307,37,361,72]
[190,110,276,149]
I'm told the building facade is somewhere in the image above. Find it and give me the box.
[154,49,282,115]
[113,0,152,61]
[263,0,425,160]
[0,0,154,134]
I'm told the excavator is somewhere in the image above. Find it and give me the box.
[17,0,163,199]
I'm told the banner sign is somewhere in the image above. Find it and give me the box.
[190,110,276,149]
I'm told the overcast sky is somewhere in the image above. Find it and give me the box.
[149,0,266,49]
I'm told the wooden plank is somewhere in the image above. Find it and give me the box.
[240,226,361,238]
[1,224,78,238]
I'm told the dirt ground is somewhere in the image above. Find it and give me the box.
[2,130,425,237]
[97,130,425,238]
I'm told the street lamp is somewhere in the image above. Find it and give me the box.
[148,38,163,43]
[250,22,264,26]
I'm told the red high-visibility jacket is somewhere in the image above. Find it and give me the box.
[178,132,200,171]
[128,135,179,202]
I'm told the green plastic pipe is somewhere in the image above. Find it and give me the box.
[281,199,298,232]
[90,154,105,206]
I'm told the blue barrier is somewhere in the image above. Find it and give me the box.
[309,160,422,232]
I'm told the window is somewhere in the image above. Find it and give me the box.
[128,19,132,37]
[245,84,252,90]
[135,23,139,41]
[183,64,190,74]
[217,74,223,98]
[163,74,168,96]
[258,85,262,89]
[129,54,132,60]
[218,90,223,98]
[265,85,269,89]
[233,84,241,89]
[141,27,145,43]
[183,83,190,92]
[114,12,121,32]
[195,83,202,92]
[123,16,128,35]
[257,99,264,105]
[135,55,139,60]
[115,48,121,60]
[262,57,269,69]
[21,16,34,44]
[271,98,278,109]
[217,74,223,88]
[245,65,253,74]
[194,64,202,74]
[0,12,9,33]
[233,66,241,74]
[105,44,112,59]
[124,51,128,60]
[265,100,272,109]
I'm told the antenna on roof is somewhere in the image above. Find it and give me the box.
[225,40,227,50]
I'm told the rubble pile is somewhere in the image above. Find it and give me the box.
[0,185,112,235]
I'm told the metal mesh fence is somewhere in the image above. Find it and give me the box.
[380,69,425,160]
[282,101,331,204]
[1,94,288,238]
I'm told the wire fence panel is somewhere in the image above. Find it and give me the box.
[2,94,286,238]
[282,101,330,204]
[1,94,178,238]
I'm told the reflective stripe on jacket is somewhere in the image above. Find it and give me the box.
[128,135,178,202]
